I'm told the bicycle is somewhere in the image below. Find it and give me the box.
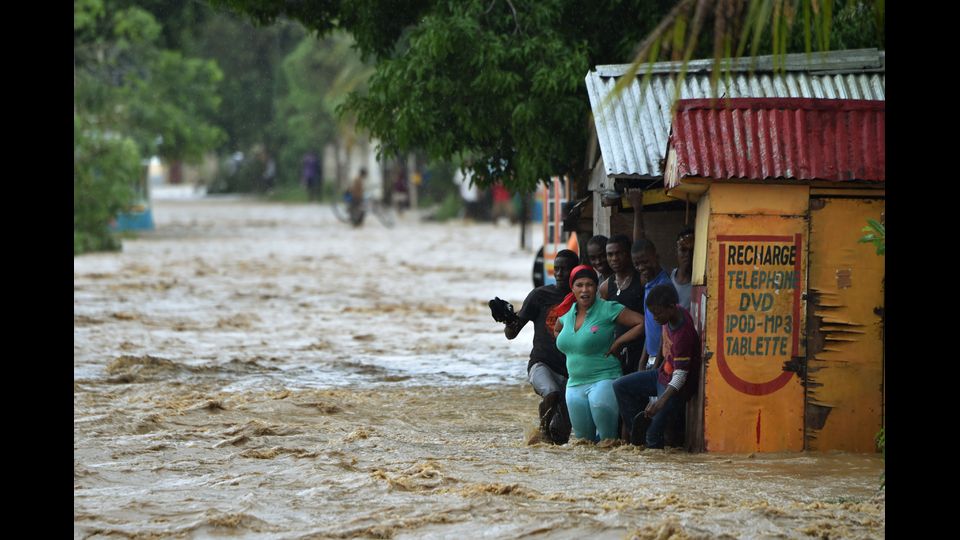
[331,192,396,228]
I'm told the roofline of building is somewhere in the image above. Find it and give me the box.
[675,97,886,112]
[592,48,884,78]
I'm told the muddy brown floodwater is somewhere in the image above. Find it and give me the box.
[74,196,884,539]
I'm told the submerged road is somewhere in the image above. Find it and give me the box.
[74,197,884,539]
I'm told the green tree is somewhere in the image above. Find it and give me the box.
[175,10,306,192]
[859,218,885,255]
[210,0,882,194]
[74,117,142,254]
[273,31,375,188]
[108,0,213,51]
[610,0,884,106]
[211,0,674,192]
[74,0,225,253]
[182,12,304,155]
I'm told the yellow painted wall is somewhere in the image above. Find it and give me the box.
[805,197,884,452]
[710,184,809,216]
[696,182,884,453]
[701,184,809,453]
[692,193,710,287]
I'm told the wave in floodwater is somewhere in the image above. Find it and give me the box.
[74,199,884,539]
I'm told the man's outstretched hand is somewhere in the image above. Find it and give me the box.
[489,297,519,326]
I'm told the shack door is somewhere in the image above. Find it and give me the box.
[805,197,885,452]
[701,184,810,453]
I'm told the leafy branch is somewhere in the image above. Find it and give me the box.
[858,218,885,255]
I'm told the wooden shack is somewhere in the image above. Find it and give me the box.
[664,98,884,453]
[577,48,885,281]
[577,49,886,453]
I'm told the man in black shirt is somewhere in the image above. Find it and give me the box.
[587,235,613,284]
[503,249,579,444]
[598,234,646,375]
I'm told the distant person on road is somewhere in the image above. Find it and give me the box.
[253,145,276,193]
[453,168,480,220]
[301,151,322,201]
[491,182,513,224]
[348,168,367,226]
[262,157,276,193]
[587,235,613,284]
[392,168,410,214]
[496,250,580,445]
[553,264,645,444]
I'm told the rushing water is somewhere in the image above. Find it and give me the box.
[74,196,884,539]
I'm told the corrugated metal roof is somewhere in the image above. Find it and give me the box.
[585,49,885,178]
[668,98,885,184]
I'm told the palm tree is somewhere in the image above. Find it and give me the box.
[609,0,884,106]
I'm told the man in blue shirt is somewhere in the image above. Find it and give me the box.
[631,239,675,371]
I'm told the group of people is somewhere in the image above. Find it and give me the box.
[499,190,700,448]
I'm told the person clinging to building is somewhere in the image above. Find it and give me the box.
[501,250,580,444]
[598,234,645,376]
[626,187,693,311]
[587,235,613,284]
[613,284,700,448]
[671,227,695,311]
[552,265,645,443]
[631,238,674,371]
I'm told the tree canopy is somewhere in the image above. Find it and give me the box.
[75,0,225,163]
[212,0,675,192]
[211,0,883,193]
[180,11,305,155]
[74,0,225,252]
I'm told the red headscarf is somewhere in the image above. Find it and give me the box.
[555,264,600,317]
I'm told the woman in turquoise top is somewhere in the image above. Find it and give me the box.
[554,265,645,442]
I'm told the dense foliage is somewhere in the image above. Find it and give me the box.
[74,0,225,253]
[859,218,885,256]
[211,0,882,193]
[73,119,142,254]
[213,0,675,192]
[74,0,885,251]
[272,31,374,188]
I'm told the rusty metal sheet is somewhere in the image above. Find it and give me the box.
[805,198,884,452]
[703,212,808,453]
[669,98,884,185]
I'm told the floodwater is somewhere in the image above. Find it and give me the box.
[74,196,884,539]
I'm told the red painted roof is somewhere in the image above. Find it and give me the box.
[668,98,884,183]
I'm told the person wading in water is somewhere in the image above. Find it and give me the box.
[494,250,580,444]
[553,264,645,444]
